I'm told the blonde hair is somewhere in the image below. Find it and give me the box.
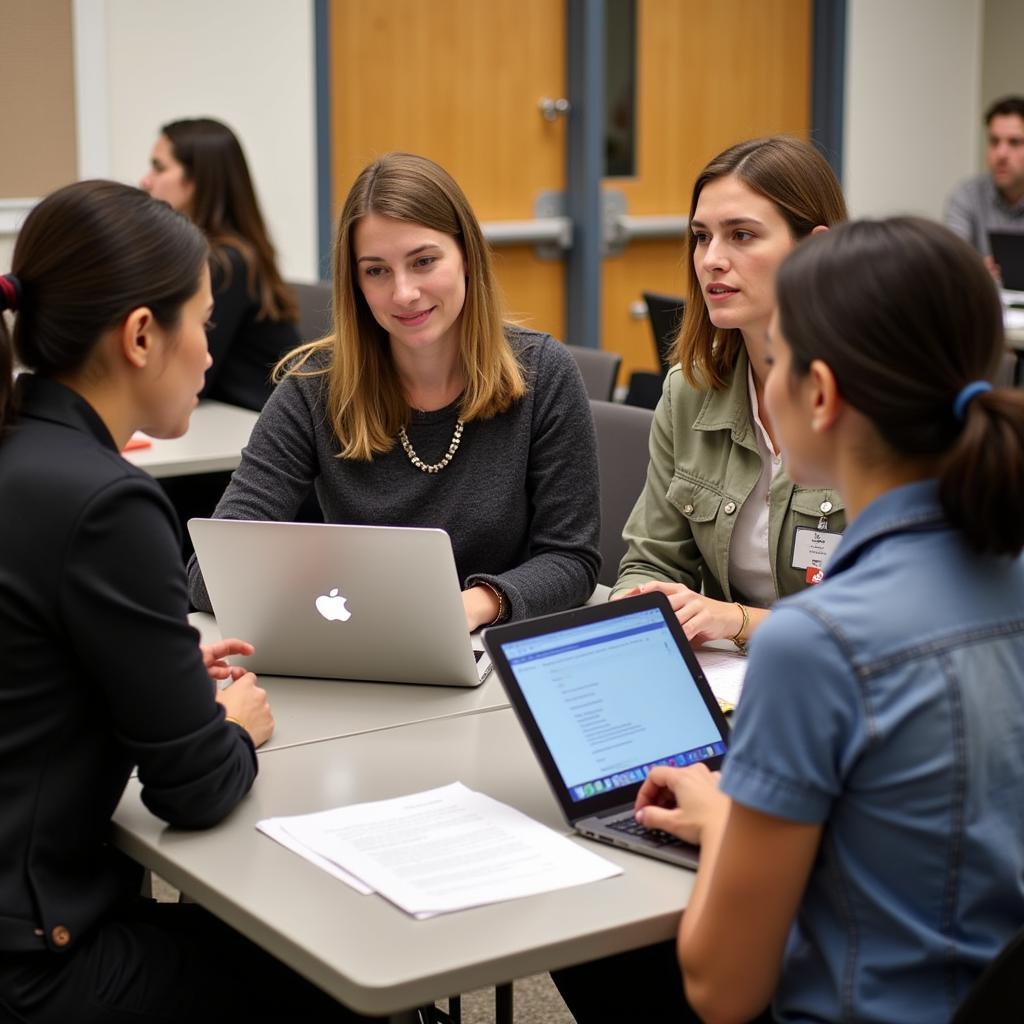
[275,152,525,460]
[673,136,848,389]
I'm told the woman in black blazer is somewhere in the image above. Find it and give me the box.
[0,181,363,1023]
[141,117,301,412]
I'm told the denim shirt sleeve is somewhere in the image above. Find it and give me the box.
[720,605,868,824]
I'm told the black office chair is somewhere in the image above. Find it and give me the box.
[590,399,655,587]
[952,926,1024,1023]
[624,292,686,409]
[289,280,333,342]
[642,291,686,373]
[564,344,622,402]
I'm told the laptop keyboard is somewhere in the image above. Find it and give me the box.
[605,815,685,848]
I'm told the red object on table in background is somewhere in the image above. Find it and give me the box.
[122,433,152,451]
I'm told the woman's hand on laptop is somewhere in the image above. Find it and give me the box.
[216,673,275,748]
[463,585,501,632]
[634,764,727,845]
[201,638,255,682]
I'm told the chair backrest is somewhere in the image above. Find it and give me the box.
[590,399,655,587]
[642,291,686,372]
[289,280,333,343]
[565,344,622,402]
[952,926,1024,1023]
[623,371,663,410]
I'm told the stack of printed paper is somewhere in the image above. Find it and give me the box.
[257,781,622,918]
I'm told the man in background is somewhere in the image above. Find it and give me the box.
[945,95,1024,277]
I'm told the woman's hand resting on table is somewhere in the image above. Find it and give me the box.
[201,638,275,748]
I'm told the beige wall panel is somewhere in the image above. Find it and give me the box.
[981,0,1024,165]
[844,0,981,220]
[0,0,77,198]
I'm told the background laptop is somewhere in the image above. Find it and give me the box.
[989,231,1024,291]
[189,519,490,687]
[483,592,729,868]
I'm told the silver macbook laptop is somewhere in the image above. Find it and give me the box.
[188,519,490,687]
[483,592,730,868]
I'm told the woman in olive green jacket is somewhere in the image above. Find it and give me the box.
[616,137,848,648]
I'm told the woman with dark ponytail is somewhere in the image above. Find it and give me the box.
[556,219,1024,1023]
[0,182,362,1022]
[141,117,300,411]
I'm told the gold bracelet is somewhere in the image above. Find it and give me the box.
[730,602,750,653]
[224,715,245,731]
[477,581,506,625]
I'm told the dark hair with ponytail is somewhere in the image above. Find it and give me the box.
[776,216,1024,557]
[0,179,208,431]
[162,118,298,323]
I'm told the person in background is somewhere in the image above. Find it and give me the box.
[141,117,300,411]
[560,217,1024,1023]
[615,136,847,650]
[0,180,369,1023]
[945,95,1024,279]
[187,152,600,628]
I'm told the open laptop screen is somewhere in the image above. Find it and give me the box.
[493,599,727,809]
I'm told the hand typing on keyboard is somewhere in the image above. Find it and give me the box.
[633,764,727,846]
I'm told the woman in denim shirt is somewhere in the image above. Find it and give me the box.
[615,137,848,651]
[558,219,1024,1023]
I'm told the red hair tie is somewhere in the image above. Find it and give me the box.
[0,274,21,313]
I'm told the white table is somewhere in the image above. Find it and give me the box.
[112,708,691,1020]
[124,400,258,478]
[187,588,613,752]
[194,608,510,752]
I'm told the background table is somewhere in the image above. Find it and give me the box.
[124,400,258,478]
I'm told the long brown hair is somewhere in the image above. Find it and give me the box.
[276,152,526,461]
[777,217,1024,557]
[162,118,297,323]
[0,180,208,432]
[673,136,848,389]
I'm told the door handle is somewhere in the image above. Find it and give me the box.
[538,97,571,122]
[602,191,688,255]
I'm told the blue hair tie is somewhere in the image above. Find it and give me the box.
[952,380,992,421]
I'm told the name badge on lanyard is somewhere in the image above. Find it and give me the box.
[791,501,842,576]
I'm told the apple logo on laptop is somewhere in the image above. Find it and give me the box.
[315,587,352,623]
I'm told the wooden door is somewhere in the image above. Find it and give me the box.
[601,0,813,382]
[329,0,567,339]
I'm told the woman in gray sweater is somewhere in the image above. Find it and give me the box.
[188,153,600,627]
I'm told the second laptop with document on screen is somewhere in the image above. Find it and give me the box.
[188,519,490,687]
[483,591,730,869]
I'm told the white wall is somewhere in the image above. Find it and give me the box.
[843,0,983,220]
[981,0,1024,165]
[83,0,319,281]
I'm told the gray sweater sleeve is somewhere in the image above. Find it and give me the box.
[465,336,601,619]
